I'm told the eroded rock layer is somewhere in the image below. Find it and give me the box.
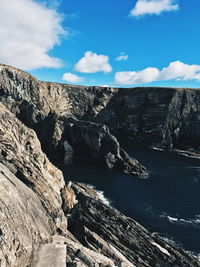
[0,64,200,267]
[0,64,145,176]
[68,183,200,267]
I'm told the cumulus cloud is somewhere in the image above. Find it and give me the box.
[62,72,84,83]
[0,0,66,70]
[115,52,128,61]
[159,61,200,81]
[115,61,200,85]
[130,0,179,17]
[74,51,112,73]
[115,68,159,85]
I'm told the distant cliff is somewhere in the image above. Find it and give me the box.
[0,63,147,176]
[1,64,200,165]
[0,64,200,266]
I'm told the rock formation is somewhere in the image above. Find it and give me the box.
[0,63,146,176]
[1,64,200,163]
[0,103,68,266]
[63,119,147,175]
[94,87,200,156]
[68,183,200,267]
[0,63,200,266]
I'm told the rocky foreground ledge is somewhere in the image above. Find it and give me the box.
[0,64,200,266]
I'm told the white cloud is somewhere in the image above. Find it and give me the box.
[115,61,200,85]
[159,61,200,81]
[74,51,112,73]
[62,72,84,83]
[115,68,159,85]
[130,0,179,17]
[115,53,128,61]
[0,0,66,70]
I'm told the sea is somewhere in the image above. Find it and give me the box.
[60,147,200,258]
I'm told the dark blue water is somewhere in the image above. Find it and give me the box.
[60,148,200,254]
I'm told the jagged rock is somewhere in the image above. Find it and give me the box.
[35,233,118,267]
[95,87,200,154]
[0,64,146,175]
[61,181,78,213]
[69,183,200,267]
[0,103,71,266]
[0,163,53,267]
[2,64,200,158]
[63,119,147,176]
[0,103,66,224]
[0,64,200,267]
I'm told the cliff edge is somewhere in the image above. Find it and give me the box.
[0,64,199,266]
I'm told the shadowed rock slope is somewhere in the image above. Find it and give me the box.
[68,183,200,267]
[0,103,68,266]
[1,64,200,166]
[0,64,146,176]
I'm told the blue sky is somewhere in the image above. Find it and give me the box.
[1,0,200,88]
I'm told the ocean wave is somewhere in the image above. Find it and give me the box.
[186,251,200,262]
[152,233,182,249]
[160,214,200,227]
[152,147,164,152]
[185,166,200,170]
[161,236,181,249]
[87,184,111,206]
[160,235,200,262]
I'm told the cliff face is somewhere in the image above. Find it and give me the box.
[0,103,69,266]
[95,87,200,152]
[1,64,200,163]
[0,163,52,267]
[68,183,200,267]
[0,64,200,266]
[64,119,147,175]
[0,103,66,220]
[0,64,146,176]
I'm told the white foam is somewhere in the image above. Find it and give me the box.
[161,236,181,249]
[152,147,164,151]
[87,184,111,206]
[165,215,200,225]
[186,251,200,262]
[167,216,179,222]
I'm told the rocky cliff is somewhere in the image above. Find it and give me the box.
[94,87,200,155]
[0,64,146,176]
[0,64,200,266]
[0,103,68,266]
[1,64,200,164]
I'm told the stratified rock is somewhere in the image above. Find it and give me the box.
[0,64,200,267]
[0,103,66,223]
[64,119,147,176]
[2,64,200,159]
[95,87,200,153]
[0,103,70,266]
[0,163,52,267]
[0,64,146,175]
[61,181,78,213]
[69,183,200,267]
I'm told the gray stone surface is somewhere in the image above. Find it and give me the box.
[64,119,147,176]
[0,64,147,176]
[0,64,200,266]
[34,235,67,267]
[0,103,69,266]
[0,163,52,267]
